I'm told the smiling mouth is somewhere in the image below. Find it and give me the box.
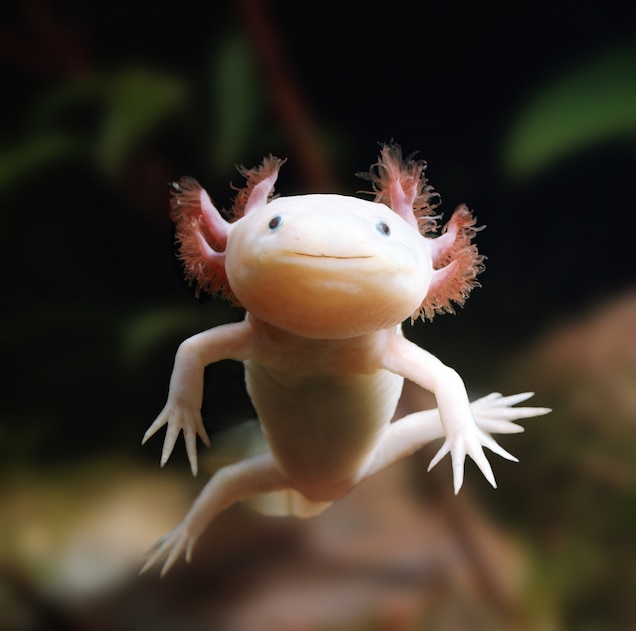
[293,253,374,260]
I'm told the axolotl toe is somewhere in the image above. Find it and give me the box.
[141,144,550,575]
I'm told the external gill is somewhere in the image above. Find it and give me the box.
[365,143,441,235]
[170,177,232,300]
[415,204,486,320]
[365,143,485,321]
[171,156,285,301]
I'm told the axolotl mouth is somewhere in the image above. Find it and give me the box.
[277,251,394,275]
[292,253,374,260]
[283,252,383,271]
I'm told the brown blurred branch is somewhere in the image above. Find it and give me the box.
[236,0,336,192]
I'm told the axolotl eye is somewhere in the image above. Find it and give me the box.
[376,221,391,236]
[268,215,283,231]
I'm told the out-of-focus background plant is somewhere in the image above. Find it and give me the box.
[1,1,634,629]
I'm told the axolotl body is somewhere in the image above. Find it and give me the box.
[142,145,549,574]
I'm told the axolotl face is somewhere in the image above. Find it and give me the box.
[225,194,433,339]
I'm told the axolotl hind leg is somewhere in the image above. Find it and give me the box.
[140,450,289,576]
[363,392,551,481]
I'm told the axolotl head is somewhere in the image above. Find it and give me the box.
[226,193,431,338]
[170,145,484,339]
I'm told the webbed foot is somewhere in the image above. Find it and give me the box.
[427,424,518,494]
[140,451,288,576]
[428,392,551,493]
[139,520,199,577]
[365,392,550,493]
[471,391,551,434]
[142,400,211,476]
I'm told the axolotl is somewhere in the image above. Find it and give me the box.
[141,144,549,574]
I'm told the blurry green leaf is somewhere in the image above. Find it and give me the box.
[119,305,234,366]
[1,67,187,191]
[503,47,636,179]
[120,306,202,366]
[0,133,79,192]
[95,67,187,176]
[209,33,263,171]
[29,76,102,127]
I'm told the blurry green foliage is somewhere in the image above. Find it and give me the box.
[120,306,204,367]
[0,40,267,460]
[209,32,265,173]
[503,46,636,178]
[0,34,268,192]
[0,132,79,191]
[95,67,187,176]
[0,66,187,192]
[119,304,237,367]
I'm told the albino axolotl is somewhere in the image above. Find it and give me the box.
[141,144,549,574]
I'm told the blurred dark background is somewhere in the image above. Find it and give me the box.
[1,1,635,629]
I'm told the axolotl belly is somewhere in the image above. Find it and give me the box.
[244,322,404,501]
[141,145,550,575]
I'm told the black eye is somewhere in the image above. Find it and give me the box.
[269,215,283,230]
[376,221,391,236]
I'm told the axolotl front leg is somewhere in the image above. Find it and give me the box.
[380,333,520,494]
[142,321,255,476]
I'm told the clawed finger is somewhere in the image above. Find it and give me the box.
[139,528,176,575]
[161,535,188,577]
[450,440,467,494]
[185,537,197,564]
[142,414,167,444]
[160,425,180,467]
[472,392,502,405]
[483,406,552,422]
[466,445,497,490]
[139,527,193,577]
[185,429,199,476]
[479,431,519,462]
[427,439,451,472]
[488,392,535,408]
[475,418,525,434]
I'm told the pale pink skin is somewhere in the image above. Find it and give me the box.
[141,156,550,576]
